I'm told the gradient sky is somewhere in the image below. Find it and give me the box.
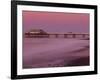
[23,11,89,33]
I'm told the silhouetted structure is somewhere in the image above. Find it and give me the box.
[24,29,89,39]
[25,29,49,38]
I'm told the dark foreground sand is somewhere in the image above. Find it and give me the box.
[65,48,89,66]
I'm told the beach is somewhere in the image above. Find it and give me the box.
[23,38,89,68]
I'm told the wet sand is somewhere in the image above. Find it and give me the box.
[23,38,89,68]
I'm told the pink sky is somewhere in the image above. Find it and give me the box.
[23,11,89,33]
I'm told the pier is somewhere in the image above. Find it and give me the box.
[25,33,89,39]
[24,29,89,39]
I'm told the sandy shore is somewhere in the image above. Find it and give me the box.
[23,38,89,68]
